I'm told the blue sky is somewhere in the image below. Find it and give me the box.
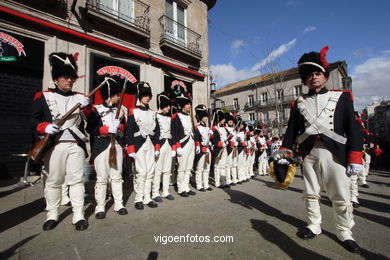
[208,0,390,110]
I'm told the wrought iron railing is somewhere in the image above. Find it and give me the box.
[159,15,202,57]
[217,105,240,112]
[87,0,150,33]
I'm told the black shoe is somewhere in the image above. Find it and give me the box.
[147,201,158,208]
[361,184,370,188]
[153,196,163,203]
[223,185,231,189]
[117,208,128,215]
[188,190,196,196]
[135,202,144,210]
[42,220,58,231]
[179,192,189,197]
[165,195,175,200]
[95,212,106,219]
[352,202,360,208]
[230,183,236,186]
[297,227,317,240]
[74,220,88,231]
[199,188,206,192]
[207,187,213,191]
[238,181,243,184]
[342,240,362,254]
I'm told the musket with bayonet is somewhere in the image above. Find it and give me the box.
[108,79,128,169]
[29,77,114,162]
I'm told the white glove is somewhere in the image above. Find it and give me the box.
[79,96,90,108]
[45,124,60,134]
[196,146,201,154]
[171,151,176,157]
[155,151,160,157]
[222,142,227,148]
[108,125,118,134]
[208,129,214,135]
[247,143,252,149]
[129,153,136,159]
[277,158,290,165]
[177,147,184,157]
[234,141,238,147]
[347,163,363,175]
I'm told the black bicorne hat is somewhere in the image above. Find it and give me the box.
[195,104,208,121]
[49,52,78,80]
[97,75,121,100]
[298,46,330,82]
[137,81,152,100]
[157,91,171,109]
[214,109,225,124]
[225,112,234,122]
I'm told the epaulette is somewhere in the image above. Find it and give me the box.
[290,100,295,108]
[212,125,217,131]
[330,89,354,102]
[128,108,134,116]
[33,90,52,101]
[172,113,178,119]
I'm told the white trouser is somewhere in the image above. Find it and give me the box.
[248,152,255,177]
[195,152,211,190]
[214,148,227,187]
[94,143,124,213]
[237,150,247,182]
[258,151,268,176]
[350,175,359,204]
[225,150,235,185]
[358,163,369,185]
[153,142,172,198]
[230,150,238,184]
[43,142,86,224]
[134,138,155,204]
[61,182,70,205]
[177,138,195,193]
[244,152,251,179]
[302,141,355,242]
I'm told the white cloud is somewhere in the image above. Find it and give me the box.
[382,50,390,54]
[250,38,297,72]
[210,63,256,88]
[285,0,295,7]
[351,54,390,110]
[303,26,316,33]
[230,39,245,57]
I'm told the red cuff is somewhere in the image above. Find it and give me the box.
[196,141,200,147]
[348,151,363,164]
[155,144,161,152]
[201,147,208,153]
[36,122,50,134]
[241,142,247,147]
[279,147,289,151]
[81,106,92,117]
[171,144,177,151]
[119,124,125,132]
[218,141,223,147]
[126,145,135,154]
[176,142,181,148]
[230,141,235,147]
[99,126,109,135]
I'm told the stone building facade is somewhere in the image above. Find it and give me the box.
[213,61,352,136]
[0,0,216,177]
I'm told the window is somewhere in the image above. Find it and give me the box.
[262,111,269,124]
[99,0,134,21]
[165,0,186,42]
[277,89,284,101]
[220,101,225,108]
[261,92,267,105]
[249,113,255,121]
[248,95,254,107]
[233,98,239,110]
[294,85,302,98]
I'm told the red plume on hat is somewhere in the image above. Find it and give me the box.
[319,46,329,70]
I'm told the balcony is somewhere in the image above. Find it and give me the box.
[159,15,202,59]
[216,105,240,112]
[257,94,297,109]
[86,0,150,38]
[244,101,258,111]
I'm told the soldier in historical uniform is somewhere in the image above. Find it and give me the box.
[171,89,196,197]
[193,104,213,191]
[30,52,90,231]
[256,128,268,176]
[225,112,238,185]
[281,47,363,253]
[211,109,230,188]
[87,76,128,219]
[152,92,176,202]
[236,118,247,183]
[246,125,256,179]
[126,82,160,210]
